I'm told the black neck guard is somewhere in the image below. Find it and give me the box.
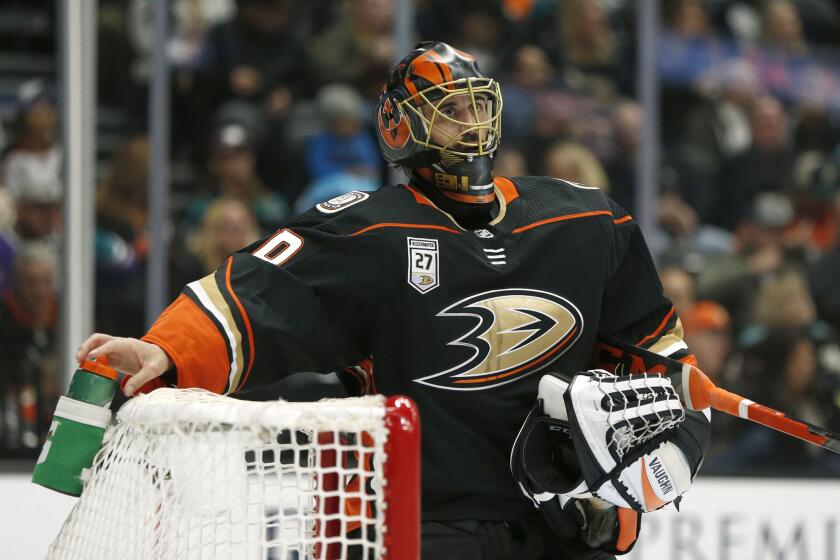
[412,173,497,229]
[401,152,497,204]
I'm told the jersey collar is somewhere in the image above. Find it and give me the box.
[404,176,521,235]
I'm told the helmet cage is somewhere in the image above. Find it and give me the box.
[400,76,503,158]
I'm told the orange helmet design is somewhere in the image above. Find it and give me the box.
[375,41,503,193]
[377,97,411,150]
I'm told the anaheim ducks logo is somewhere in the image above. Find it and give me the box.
[378,96,410,149]
[414,288,583,391]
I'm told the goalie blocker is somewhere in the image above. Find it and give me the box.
[511,371,710,555]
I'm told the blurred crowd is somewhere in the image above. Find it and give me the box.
[1,0,839,476]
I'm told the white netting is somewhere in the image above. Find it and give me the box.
[593,371,686,459]
[48,388,392,560]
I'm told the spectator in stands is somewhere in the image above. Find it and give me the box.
[750,267,817,331]
[294,83,380,213]
[97,2,141,113]
[791,98,840,155]
[658,0,716,149]
[659,264,696,316]
[165,0,237,70]
[696,192,796,331]
[0,242,60,457]
[760,0,808,55]
[790,148,840,251]
[308,0,396,97]
[716,95,795,230]
[744,267,840,435]
[96,136,149,260]
[656,174,699,245]
[553,0,630,98]
[178,196,261,281]
[0,151,63,294]
[1,80,60,196]
[604,100,642,214]
[493,145,529,177]
[118,0,239,130]
[707,327,840,476]
[306,84,379,183]
[502,44,617,164]
[541,140,609,192]
[651,161,733,268]
[187,0,308,166]
[809,184,840,331]
[0,190,14,292]
[510,43,556,89]
[680,59,764,171]
[95,136,152,337]
[682,300,732,385]
[196,0,306,110]
[662,0,712,39]
[449,2,508,76]
[499,44,558,150]
[676,59,760,201]
[184,122,289,235]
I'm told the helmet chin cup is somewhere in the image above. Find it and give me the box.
[433,154,495,202]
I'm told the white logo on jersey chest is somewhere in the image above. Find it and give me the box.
[483,247,506,265]
[407,237,439,293]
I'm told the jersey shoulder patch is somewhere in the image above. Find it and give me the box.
[288,185,423,236]
[315,190,371,214]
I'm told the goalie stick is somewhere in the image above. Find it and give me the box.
[593,336,840,455]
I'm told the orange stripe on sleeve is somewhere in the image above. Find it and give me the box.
[224,258,256,392]
[351,222,461,236]
[512,210,614,234]
[635,305,677,347]
[141,294,230,393]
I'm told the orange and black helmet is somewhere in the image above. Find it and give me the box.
[375,41,503,171]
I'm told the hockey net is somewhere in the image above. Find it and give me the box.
[48,388,420,560]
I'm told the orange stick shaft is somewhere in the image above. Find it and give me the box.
[691,365,839,452]
[595,337,840,454]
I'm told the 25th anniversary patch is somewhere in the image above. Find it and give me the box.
[316,191,370,214]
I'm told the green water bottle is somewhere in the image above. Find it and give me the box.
[32,358,118,496]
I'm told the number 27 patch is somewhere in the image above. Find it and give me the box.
[407,237,439,294]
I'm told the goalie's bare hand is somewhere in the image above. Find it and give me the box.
[76,334,172,397]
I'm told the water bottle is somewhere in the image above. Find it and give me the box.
[31,358,118,496]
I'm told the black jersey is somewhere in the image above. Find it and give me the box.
[143,176,702,523]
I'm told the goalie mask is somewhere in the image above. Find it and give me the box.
[375,41,503,203]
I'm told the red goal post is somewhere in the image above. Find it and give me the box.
[46,389,421,560]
